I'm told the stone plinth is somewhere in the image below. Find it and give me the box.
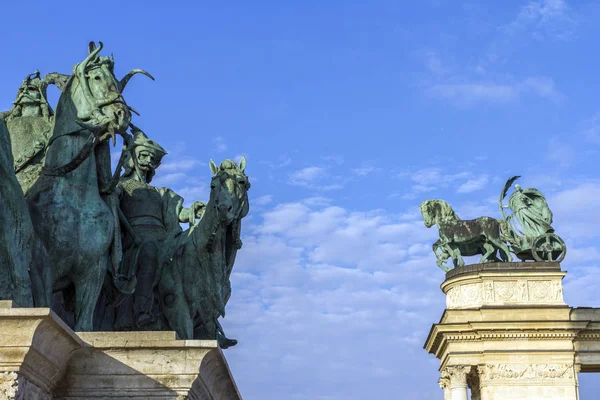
[0,301,241,400]
[425,262,600,400]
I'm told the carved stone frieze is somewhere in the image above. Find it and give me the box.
[478,363,575,382]
[0,372,51,400]
[0,372,18,400]
[445,276,566,309]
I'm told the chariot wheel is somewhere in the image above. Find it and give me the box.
[532,233,566,263]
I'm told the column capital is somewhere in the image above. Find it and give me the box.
[438,376,450,390]
[444,365,471,387]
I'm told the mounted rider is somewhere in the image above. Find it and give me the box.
[1,71,54,195]
[114,126,204,329]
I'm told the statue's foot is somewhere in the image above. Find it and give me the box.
[135,311,155,329]
[217,333,238,349]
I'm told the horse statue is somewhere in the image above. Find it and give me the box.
[157,158,250,346]
[25,41,153,331]
[420,199,512,271]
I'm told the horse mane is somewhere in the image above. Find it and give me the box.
[430,199,458,221]
[218,159,242,174]
[48,76,84,141]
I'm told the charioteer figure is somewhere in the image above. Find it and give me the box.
[499,176,566,262]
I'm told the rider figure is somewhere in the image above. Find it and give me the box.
[116,127,169,328]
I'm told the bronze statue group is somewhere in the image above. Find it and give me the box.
[420,176,566,272]
[0,42,249,348]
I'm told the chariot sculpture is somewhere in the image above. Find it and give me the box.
[420,176,566,271]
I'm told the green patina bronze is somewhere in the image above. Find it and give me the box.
[420,176,566,271]
[499,176,566,262]
[0,42,250,347]
[420,200,512,271]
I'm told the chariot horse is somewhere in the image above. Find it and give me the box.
[420,199,512,270]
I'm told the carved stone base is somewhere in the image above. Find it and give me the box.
[0,301,241,400]
[442,262,565,309]
[425,263,600,400]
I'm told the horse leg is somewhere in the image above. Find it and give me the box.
[490,236,513,262]
[158,265,193,339]
[479,242,495,263]
[73,256,106,331]
[29,241,53,307]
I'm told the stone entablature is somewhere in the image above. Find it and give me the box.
[442,262,565,309]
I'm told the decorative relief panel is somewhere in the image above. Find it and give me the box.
[478,364,575,382]
[0,372,51,400]
[0,372,18,400]
[494,281,517,302]
[446,277,565,309]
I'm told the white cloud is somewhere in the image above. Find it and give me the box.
[174,184,210,205]
[456,175,489,193]
[550,182,600,240]
[583,113,600,144]
[351,165,378,176]
[429,82,517,104]
[288,166,345,191]
[159,158,201,172]
[506,0,576,40]
[254,194,273,206]
[223,178,600,399]
[547,137,575,167]
[213,136,227,153]
[424,51,446,76]
[151,172,187,187]
[225,198,445,399]
[398,168,490,199]
[290,166,324,184]
[428,76,562,106]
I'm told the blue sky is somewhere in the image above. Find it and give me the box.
[2,0,600,398]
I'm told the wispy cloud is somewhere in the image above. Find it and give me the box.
[398,168,489,199]
[583,113,600,144]
[547,137,576,168]
[213,136,228,153]
[456,175,489,194]
[160,158,201,172]
[423,1,573,107]
[288,166,345,191]
[428,76,563,106]
[505,0,576,41]
[260,155,293,169]
[351,164,379,177]
[254,194,274,206]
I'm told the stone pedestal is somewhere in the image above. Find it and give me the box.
[0,301,241,400]
[424,262,600,400]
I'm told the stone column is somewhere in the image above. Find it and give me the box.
[438,374,451,400]
[445,366,470,400]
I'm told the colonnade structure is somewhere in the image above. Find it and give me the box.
[424,261,600,400]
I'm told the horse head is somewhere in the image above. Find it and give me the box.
[42,41,154,177]
[208,157,250,224]
[420,199,458,228]
[420,200,437,228]
[68,41,154,142]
